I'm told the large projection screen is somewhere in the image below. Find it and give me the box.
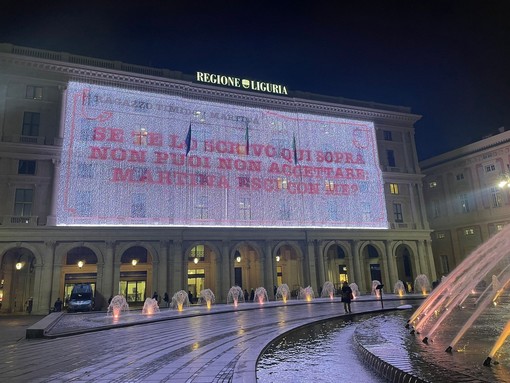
[57,82,388,228]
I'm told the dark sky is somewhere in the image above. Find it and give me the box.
[2,0,509,160]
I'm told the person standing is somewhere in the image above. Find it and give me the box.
[26,297,33,314]
[163,292,169,307]
[54,297,63,312]
[341,281,353,314]
[152,291,159,302]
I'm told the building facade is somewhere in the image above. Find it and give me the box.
[0,43,436,314]
[420,129,510,277]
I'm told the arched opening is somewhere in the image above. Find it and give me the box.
[120,246,151,305]
[0,247,36,313]
[361,244,382,293]
[187,244,214,303]
[325,244,349,291]
[231,243,260,294]
[396,244,414,292]
[275,244,302,297]
[63,246,98,308]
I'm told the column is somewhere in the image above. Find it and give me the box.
[46,159,61,226]
[171,240,183,294]
[381,244,391,287]
[385,240,398,286]
[158,241,169,296]
[221,240,231,303]
[47,241,61,304]
[316,240,326,288]
[351,241,363,292]
[424,239,438,281]
[306,240,318,292]
[264,243,275,299]
[417,240,429,278]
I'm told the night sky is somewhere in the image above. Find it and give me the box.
[2,1,509,160]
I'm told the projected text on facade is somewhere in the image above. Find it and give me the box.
[57,82,387,228]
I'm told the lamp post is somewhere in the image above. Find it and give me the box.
[376,284,384,309]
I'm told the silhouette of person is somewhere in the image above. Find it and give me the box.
[244,289,249,302]
[188,290,194,304]
[341,281,353,313]
[249,288,255,302]
[152,292,159,301]
[163,292,169,307]
[54,297,63,312]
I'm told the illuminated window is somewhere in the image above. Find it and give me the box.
[429,181,437,188]
[239,197,252,220]
[325,180,335,191]
[189,245,205,262]
[131,193,146,218]
[436,232,445,239]
[389,183,399,194]
[459,193,470,213]
[79,119,95,141]
[485,164,496,173]
[491,187,502,208]
[393,203,403,223]
[278,178,288,189]
[22,112,40,136]
[387,150,396,167]
[77,163,94,178]
[26,85,43,100]
[14,188,33,216]
[18,160,36,175]
[133,126,148,145]
[464,228,475,235]
[456,173,464,181]
[195,195,208,219]
[383,130,392,141]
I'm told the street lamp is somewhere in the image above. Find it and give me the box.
[77,260,84,268]
[376,284,384,309]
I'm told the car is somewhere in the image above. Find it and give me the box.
[67,283,94,312]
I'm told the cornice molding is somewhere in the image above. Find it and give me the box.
[1,53,420,125]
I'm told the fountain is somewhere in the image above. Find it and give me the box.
[107,295,129,318]
[414,274,431,295]
[406,223,510,372]
[199,289,215,309]
[276,284,290,303]
[349,283,360,299]
[394,280,406,297]
[254,287,268,304]
[298,286,314,301]
[170,290,189,311]
[321,281,335,299]
[371,280,381,298]
[141,297,160,315]
[227,286,244,307]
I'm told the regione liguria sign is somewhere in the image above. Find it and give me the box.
[196,71,288,95]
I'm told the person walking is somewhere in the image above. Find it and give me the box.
[341,281,353,314]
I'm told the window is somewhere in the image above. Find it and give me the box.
[26,86,43,100]
[325,180,335,192]
[133,126,148,145]
[22,112,40,136]
[14,188,33,216]
[485,164,496,173]
[491,187,502,208]
[440,255,450,274]
[464,228,475,235]
[18,160,36,175]
[131,193,146,218]
[239,197,251,220]
[429,181,437,188]
[383,130,393,141]
[79,119,95,141]
[277,177,288,190]
[279,199,291,220]
[459,193,470,213]
[436,232,445,239]
[432,200,440,218]
[456,173,464,181]
[76,191,92,216]
[389,183,399,194]
[238,176,250,188]
[393,203,403,223]
[387,150,396,167]
[77,163,94,178]
[327,201,339,220]
[194,195,208,219]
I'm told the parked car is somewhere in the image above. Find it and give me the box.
[67,283,94,312]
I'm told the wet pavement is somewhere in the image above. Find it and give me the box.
[1,296,423,382]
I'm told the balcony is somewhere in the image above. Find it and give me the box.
[2,216,39,226]
[390,222,417,230]
[5,135,46,145]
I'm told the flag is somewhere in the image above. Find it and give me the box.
[185,123,192,156]
[292,133,298,165]
[245,121,249,155]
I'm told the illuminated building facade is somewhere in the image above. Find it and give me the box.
[0,44,436,314]
[421,129,510,276]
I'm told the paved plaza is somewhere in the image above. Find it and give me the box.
[1,296,419,383]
